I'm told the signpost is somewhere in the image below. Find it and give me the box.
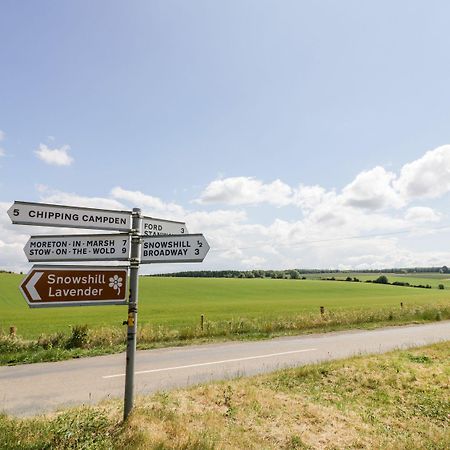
[8,201,131,231]
[142,216,187,236]
[20,265,128,308]
[141,234,210,263]
[24,233,130,262]
[8,199,210,421]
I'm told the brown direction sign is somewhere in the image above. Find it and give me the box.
[20,265,128,308]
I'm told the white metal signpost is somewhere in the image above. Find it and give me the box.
[141,234,209,263]
[8,201,131,231]
[8,200,210,422]
[142,216,187,236]
[24,234,130,262]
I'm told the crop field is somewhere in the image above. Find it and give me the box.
[1,272,449,340]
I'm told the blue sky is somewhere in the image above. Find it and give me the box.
[1,1,450,273]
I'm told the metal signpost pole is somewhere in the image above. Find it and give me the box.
[124,208,142,421]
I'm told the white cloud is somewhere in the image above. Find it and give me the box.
[404,207,441,223]
[38,186,125,210]
[341,166,403,210]
[292,185,335,211]
[196,177,292,206]
[0,148,5,157]
[185,210,247,232]
[241,255,267,267]
[196,145,450,212]
[395,145,450,200]
[111,186,185,219]
[35,144,74,166]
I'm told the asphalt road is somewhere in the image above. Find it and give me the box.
[1,321,449,417]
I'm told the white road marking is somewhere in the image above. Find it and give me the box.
[103,348,317,379]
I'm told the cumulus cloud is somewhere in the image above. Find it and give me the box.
[35,144,74,166]
[197,145,450,212]
[292,185,335,210]
[185,210,247,232]
[111,186,185,219]
[196,177,292,206]
[180,145,450,269]
[395,145,450,200]
[404,206,441,223]
[241,255,267,267]
[339,145,450,209]
[341,166,404,210]
[38,185,125,210]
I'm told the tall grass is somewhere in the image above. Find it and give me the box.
[1,303,449,365]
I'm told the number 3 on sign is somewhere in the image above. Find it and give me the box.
[195,240,203,255]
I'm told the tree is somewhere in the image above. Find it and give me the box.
[374,275,389,284]
[288,270,301,279]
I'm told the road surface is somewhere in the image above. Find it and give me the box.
[1,321,449,416]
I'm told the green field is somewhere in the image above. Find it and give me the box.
[304,272,450,287]
[1,272,449,340]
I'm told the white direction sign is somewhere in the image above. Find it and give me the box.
[141,234,210,263]
[24,234,130,262]
[142,216,187,236]
[8,201,131,231]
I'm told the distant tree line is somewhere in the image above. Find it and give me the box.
[148,270,304,279]
[148,266,449,279]
[320,266,449,274]
[323,275,441,289]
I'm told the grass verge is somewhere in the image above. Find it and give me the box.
[1,342,449,449]
[1,304,449,365]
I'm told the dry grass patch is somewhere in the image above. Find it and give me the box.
[122,383,373,449]
[115,342,449,449]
